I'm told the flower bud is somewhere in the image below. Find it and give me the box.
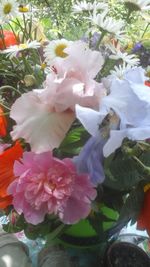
[24,75,36,87]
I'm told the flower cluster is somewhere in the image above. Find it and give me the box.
[0,0,150,245]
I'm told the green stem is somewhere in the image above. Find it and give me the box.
[23,13,29,40]
[0,85,21,96]
[0,25,6,49]
[22,56,33,74]
[141,23,150,39]
[8,23,18,43]
[95,30,106,50]
[0,112,10,116]
[0,102,11,111]
[132,156,150,176]
[15,18,28,42]
[126,9,132,24]
[28,15,33,41]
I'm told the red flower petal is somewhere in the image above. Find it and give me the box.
[0,30,19,50]
[0,142,23,208]
[0,106,7,137]
[145,81,150,87]
[137,189,150,233]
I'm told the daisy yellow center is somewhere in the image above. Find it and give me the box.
[3,3,12,14]
[19,6,29,13]
[19,43,28,49]
[41,63,46,70]
[55,44,68,58]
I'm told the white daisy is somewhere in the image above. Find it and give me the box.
[124,0,150,11]
[44,39,72,65]
[0,40,41,58]
[110,63,132,79]
[91,11,124,37]
[72,0,108,13]
[107,44,140,66]
[0,0,18,22]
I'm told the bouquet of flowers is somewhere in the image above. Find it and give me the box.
[0,0,150,252]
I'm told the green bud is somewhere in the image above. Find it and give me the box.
[24,75,36,87]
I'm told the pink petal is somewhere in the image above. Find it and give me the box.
[60,196,91,224]
[10,92,75,153]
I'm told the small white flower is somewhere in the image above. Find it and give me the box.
[91,11,124,37]
[124,0,150,11]
[73,0,108,13]
[44,39,72,65]
[0,40,41,58]
[110,63,132,79]
[102,64,133,93]
[0,0,18,22]
[107,44,140,66]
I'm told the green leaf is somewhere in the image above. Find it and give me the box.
[104,153,142,191]
[100,206,119,222]
[24,220,52,240]
[57,126,89,156]
[102,186,125,213]
[140,151,150,166]
[46,224,67,246]
[118,185,144,224]
[3,214,26,233]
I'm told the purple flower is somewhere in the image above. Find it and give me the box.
[132,42,142,53]
[73,135,105,185]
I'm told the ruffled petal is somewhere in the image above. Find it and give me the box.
[10,92,75,153]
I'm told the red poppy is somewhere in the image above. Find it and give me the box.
[0,106,7,137]
[145,81,150,87]
[0,142,23,209]
[137,188,150,234]
[0,30,19,50]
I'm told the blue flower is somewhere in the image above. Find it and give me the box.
[73,135,105,185]
[132,42,142,53]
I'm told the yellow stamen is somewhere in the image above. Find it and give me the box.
[19,6,29,13]
[41,63,46,70]
[19,43,28,49]
[3,3,12,14]
[55,44,68,58]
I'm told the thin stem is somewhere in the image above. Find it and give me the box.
[0,85,21,96]
[0,25,6,49]
[22,13,29,40]
[95,30,106,50]
[0,112,10,116]
[8,22,18,43]
[141,23,150,39]
[15,18,28,41]
[28,15,33,40]
[22,56,33,74]
[133,156,150,176]
[0,102,11,111]
[126,9,132,24]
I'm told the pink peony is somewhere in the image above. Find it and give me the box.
[7,151,96,225]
